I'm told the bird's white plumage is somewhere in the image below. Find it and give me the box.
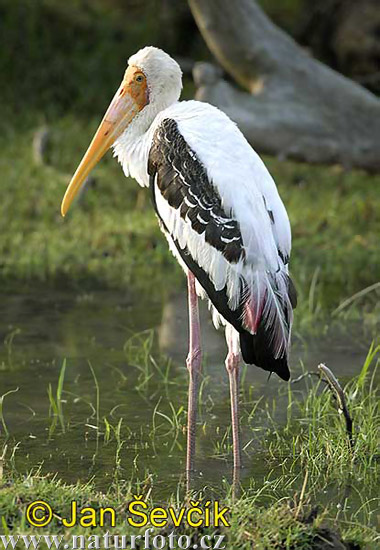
[113,47,293,359]
[115,100,291,267]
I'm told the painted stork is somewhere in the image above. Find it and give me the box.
[61,47,297,476]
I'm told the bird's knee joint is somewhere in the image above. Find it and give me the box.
[186,348,202,372]
[225,353,240,374]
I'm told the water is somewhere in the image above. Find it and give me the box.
[0,288,375,502]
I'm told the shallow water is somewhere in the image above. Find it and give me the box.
[0,288,375,505]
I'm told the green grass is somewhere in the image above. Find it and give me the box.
[0,339,378,547]
[1,474,376,548]
[0,116,173,292]
[0,388,19,438]
[47,360,67,435]
[271,161,380,334]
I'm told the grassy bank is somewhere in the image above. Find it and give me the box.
[1,338,379,547]
[0,475,376,548]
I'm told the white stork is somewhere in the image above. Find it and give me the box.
[61,47,297,475]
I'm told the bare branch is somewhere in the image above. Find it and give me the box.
[318,363,354,450]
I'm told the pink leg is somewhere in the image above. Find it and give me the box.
[186,271,202,475]
[225,325,241,471]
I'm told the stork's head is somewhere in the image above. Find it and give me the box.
[61,47,182,216]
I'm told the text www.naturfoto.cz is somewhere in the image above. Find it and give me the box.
[0,530,226,550]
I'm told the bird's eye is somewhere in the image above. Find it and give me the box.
[135,74,144,83]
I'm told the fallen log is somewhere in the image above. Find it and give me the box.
[189,0,380,172]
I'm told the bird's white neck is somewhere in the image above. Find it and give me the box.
[113,99,175,187]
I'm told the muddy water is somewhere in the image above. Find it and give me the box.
[0,288,374,501]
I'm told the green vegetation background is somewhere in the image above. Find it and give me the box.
[0,2,379,547]
[0,0,379,328]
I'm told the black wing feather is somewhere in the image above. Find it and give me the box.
[148,118,245,264]
[148,118,296,381]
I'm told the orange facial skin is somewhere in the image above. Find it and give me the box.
[121,66,149,109]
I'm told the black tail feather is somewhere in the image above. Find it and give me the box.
[240,328,290,381]
[239,273,296,382]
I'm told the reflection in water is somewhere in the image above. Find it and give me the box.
[0,288,373,503]
[157,290,369,391]
[158,291,226,365]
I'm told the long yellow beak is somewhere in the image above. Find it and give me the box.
[61,85,140,217]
